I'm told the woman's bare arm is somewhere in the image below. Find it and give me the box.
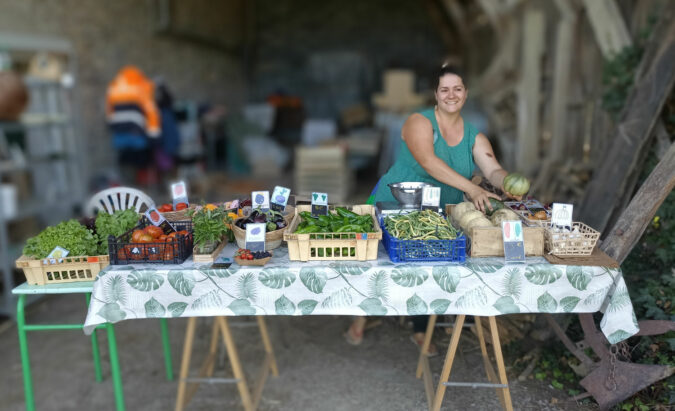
[403,114,499,211]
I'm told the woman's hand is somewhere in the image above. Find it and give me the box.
[467,185,501,213]
[503,191,523,201]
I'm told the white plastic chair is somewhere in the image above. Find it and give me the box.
[86,187,155,215]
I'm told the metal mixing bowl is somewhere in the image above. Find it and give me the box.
[388,182,433,206]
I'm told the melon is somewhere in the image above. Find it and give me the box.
[466,217,492,232]
[503,173,530,196]
[459,210,484,229]
[451,202,476,222]
[490,208,521,226]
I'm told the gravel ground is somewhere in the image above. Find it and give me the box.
[0,293,595,411]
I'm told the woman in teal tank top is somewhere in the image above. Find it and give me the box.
[347,66,520,349]
[370,65,518,213]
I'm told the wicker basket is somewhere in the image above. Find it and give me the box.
[16,255,110,285]
[284,205,382,261]
[234,253,272,266]
[544,222,600,256]
[160,204,197,222]
[230,207,295,250]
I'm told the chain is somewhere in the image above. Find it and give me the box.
[605,344,618,391]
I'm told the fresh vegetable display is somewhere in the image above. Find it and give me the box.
[189,204,231,253]
[23,220,100,258]
[235,248,271,260]
[94,209,139,254]
[452,201,522,234]
[234,209,287,232]
[294,207,375,234]
[383,210,459,240]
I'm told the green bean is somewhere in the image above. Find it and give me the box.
[384,210,459,240]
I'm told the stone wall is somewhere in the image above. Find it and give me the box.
[0,0,247,175]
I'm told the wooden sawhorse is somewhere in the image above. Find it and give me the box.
[417,315,513,411]
[175,316,278,411]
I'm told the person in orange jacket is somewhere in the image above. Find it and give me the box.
[106,65,160,137]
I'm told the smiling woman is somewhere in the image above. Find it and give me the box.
[352,64,524,348]
[370,65,521,213]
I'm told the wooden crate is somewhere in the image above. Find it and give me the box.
[446,204,545,257]
[192,239,228,264]
[16,255,109,285]
[284,205,382,261]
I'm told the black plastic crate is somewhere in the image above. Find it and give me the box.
[108,219,193,265]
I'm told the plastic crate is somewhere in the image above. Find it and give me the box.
[381,218,467,263]
[108,219,193,265]
[284,205,382,261]
[15,255,110,285]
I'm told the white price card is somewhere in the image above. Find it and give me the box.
[311,192,328,216]
[245,223,266,251]
[271,186,291,212]
[251,191,270,211]
[501,220,525,263]
[171,181,189,208]
[44,246,69,265]
[421,186,440,211]
[145,207,166,226]
[551,203,573,228]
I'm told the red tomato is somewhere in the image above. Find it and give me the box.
[144,225,164,239]
[175,202,188,211]
[131,229,145,243]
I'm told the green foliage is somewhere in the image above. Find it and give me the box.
[190,205,230,250]
[95,209,139,254]
[23,219,99,258]
[601,16,656,119]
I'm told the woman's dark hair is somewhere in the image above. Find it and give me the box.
[436,65,465,89]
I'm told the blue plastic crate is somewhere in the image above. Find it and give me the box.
[380,218,467,263]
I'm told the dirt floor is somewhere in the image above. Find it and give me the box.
[0,292,595,411]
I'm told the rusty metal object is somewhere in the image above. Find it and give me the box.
[635,320,675,336]
[580,359,675,410]
[547,313,675,409]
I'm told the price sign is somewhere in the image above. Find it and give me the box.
[551,203,573,229]
[501,220,526,263]
[251,191,270,211]
[145,207,176,232]
[44,246,69,265]
[270,186,291,212]
[311,192,328,217]
[171,181,189,208]
[245,223,266,251]
[421,186,440,211]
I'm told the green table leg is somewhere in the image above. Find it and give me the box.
[86,293,103,383]
[106,323,126,411]
[159,318,173,381]
[17,295,35,411]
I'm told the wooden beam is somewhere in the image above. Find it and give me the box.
[601,142,675,263]
[578,6,675,232]
[549,0,578,162]
[516,9,545,173]
[582,0,632,57]
[424,0,457,54]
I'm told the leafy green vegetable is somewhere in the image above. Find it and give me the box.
[95,209,140,254]
[23,220,99,258]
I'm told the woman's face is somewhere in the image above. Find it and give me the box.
[435,74,467,114]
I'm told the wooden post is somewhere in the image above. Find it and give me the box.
[582,0,632,57]
[549,0,577,162]
[516,9,545,173]
[601,142,675,263]
[578,8,675,232]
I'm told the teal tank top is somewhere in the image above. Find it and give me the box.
[373,108,477,206]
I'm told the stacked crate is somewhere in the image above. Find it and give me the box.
[294,146,351,204]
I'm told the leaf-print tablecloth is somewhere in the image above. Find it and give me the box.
[83,245,639,344]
